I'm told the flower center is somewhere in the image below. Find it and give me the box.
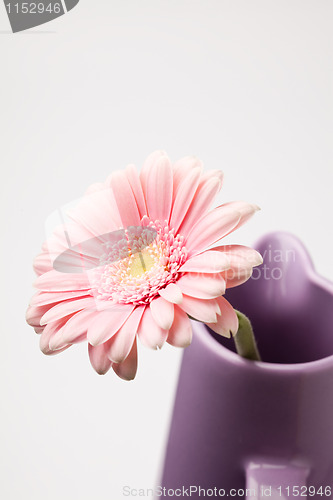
[129,249,157,277]
[90,218,187,305]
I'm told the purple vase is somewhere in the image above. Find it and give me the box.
[160,232,333,499]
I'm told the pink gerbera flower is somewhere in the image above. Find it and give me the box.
[26,151,262,380]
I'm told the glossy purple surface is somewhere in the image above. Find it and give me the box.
[161,233,333,499]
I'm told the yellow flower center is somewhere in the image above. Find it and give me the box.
[128,249,156,277]
[92,220,188,305]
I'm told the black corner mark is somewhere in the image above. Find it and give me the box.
[3,0,80,33]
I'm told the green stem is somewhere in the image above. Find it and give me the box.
[233,310,261,361]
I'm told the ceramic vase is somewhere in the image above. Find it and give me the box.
[161,232,333,499]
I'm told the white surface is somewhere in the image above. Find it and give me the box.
[0,1,332,499]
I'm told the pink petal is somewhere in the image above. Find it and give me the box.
[87,304,134,346]
[177,273,226,299]
[52,222,107,259]
[167,307,193,347]
[49,330,73,351]
[177,176,222,236]
[68,188,122,236]
[179,251,230,273]
[34,270,91,292]
[88,343,112,375]
[206,296,239,337]
[109,170,141,227]
[169,167,201,232]
[213,244,263,267]
[33,252,52,276]
[107,306,144,363]
[140,150,167,199]
[158,283,183,304]
[26,303,57,328]
[212,245,262,289]
[40,343,70,356]
[199,169,224,188]
[222,267,253,288]
[39,318,70,355]
[172,156,203,202]
[40,297,96,326]
[45,222,91,253]
[42,226,70,255]
[137,307,168,349]
[185,208,241,256]
[126,164,147,219]
[55,308,97,345]
[178,295,220,323]
[146,154,173,222]
[112,338,138,381]
[52,247,99,274]
[150,296,174,330]
[217,201,260,234]
[30,290,91,307]
[50,331,87,351]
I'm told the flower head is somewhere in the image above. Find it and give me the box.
[26,151,262,380]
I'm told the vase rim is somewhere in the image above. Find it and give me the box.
[192,320,333,375]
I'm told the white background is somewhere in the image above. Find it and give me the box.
[0,1,332,499]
